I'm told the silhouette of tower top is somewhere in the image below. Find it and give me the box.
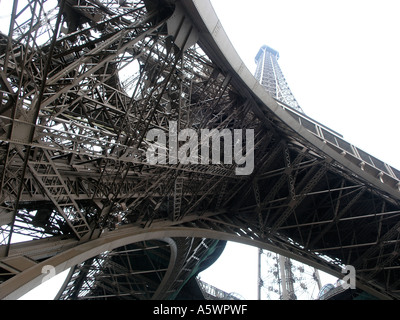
[255,45,303,113]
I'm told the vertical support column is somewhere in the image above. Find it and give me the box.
[172,176,184,221]
[257,248,262,300]
[278,255,289,300]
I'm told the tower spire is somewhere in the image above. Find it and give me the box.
[255,45,304,113]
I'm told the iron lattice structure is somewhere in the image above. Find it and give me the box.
[255,45,321,300]
[1,0,400,300]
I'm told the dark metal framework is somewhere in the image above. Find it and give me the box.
[0,0,400,300]
[56,238,220,300]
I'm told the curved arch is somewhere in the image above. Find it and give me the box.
[54,237,179,300]
[2,234,180,300]
[0,225,350,300]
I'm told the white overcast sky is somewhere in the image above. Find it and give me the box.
[13,0,400,299]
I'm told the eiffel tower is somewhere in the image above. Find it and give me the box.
[1,0,400,300]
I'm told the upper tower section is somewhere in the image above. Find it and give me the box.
[255,45,303,113]
[255,45,280,61]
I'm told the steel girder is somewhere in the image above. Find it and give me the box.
[0,0,400,300]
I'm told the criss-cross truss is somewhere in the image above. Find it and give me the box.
[1,0,400,300]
